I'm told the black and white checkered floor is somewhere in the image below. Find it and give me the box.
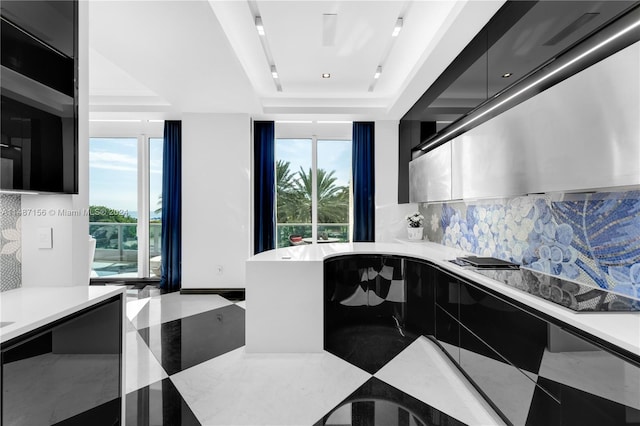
[124,287,640,426]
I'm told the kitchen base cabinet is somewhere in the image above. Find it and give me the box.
[324,255,421,373]
[404,259,435,336]
[323,255,640,426]
[432,265,640,425]
[458,280,548,374]
[1,296,122,426]
[459,325,559,426]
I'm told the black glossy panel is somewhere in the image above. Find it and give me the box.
[459,326,546,426]
[1,298,122,426]
[325,321,419,374]
[527,377,640,426]
[458,280,547,374]
[404,259,435,336]
[434,268,459,319]
[138,304,245,375]
[1,95,75,193]
[1,1,76,57]
[314,377,467,426]
[325,256,419,373]
[435,305,459,363]
[53,398,121,426]
[126,378,200,426]
[1,17,75,96]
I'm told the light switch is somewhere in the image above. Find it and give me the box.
[37,227,53,249]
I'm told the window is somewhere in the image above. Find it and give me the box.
[274,123,352,247]
[89,133,163,278]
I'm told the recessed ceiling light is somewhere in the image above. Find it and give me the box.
[255,16,265,36]
[271,65,279,79]
[322,73,331,78]
[502,72,513,78]
[374,66,382,79]
[392,18,403,37]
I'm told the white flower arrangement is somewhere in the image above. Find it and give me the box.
[406,212,424,228]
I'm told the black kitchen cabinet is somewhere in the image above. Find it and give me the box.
[404,258,435,336]
[324,256,640,425]
[459,324,560,426]
[324,255,420,373]
[458,279,548,374]
[1,296,123,426]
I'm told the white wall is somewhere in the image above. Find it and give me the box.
[374,120,417,242]
[181,113,251,289]
[21,1,90,287]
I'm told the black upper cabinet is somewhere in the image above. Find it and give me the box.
[0,0,78,194]
[0,1,75,57]
[1,15,74,96]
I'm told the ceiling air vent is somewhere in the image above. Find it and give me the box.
[543,13,599,46]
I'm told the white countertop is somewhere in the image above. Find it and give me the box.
[1,286,125,344]
[249,241,640,358]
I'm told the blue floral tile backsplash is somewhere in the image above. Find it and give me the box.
[420,190,640,300]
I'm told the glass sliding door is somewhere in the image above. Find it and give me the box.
[89,138,139,277]
[89,132,163,279]
[275,138,312,248]
[317,139,351,242]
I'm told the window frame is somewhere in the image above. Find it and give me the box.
[274,122,352,247]
[88,120,163,279]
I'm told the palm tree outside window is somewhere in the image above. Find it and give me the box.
[274,135,352,248]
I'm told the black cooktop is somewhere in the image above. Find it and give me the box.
[451,256,520,269]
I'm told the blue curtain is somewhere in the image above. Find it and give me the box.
[254,121,275,254]
[160,121,182,292]
[352,122,375,242]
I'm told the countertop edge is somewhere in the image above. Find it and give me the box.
[1,286,126,345]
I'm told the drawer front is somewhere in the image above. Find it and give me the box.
[458,280,547,374]
[459,325,559,426]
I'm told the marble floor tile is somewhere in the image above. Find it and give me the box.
[127,298,151,324]
[126,378,200,426]
[314,376,467,426]
[138,304,245,375]
[375,337,505,426]
[126,330,168,394]
[538,349,640,410]
[131,292,233,329]
[171,347,371,426]
[235,300,246,309]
